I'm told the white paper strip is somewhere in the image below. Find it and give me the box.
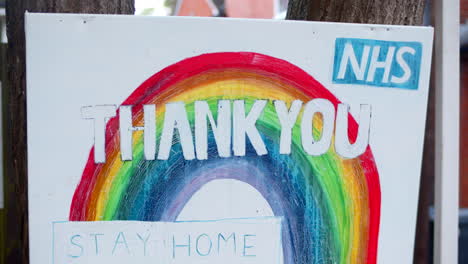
[52,217,283,264]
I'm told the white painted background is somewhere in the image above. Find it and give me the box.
[26,14,433,264]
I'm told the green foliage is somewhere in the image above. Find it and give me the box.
[164,0,177,14]
[140,8,156,15]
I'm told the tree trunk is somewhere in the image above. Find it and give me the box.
[286,1,432,264]
[286,0,425,24]
[4,1,134,264]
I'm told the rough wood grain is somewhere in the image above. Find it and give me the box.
[4,1,134,263]
[287,0,425,25]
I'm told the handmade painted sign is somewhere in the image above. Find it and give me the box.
[26,14,433,264]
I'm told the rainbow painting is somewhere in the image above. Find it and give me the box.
[69,52,381,264]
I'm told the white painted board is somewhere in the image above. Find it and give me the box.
[26,13,433,264]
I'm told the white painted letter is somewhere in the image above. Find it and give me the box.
[337,43,371,81]
[391,46,416,84]
[233,100,267,156]
[366,46,396,83]
[81,105,117,163]
[274,100,303,154]
[301,99,334,156]
[335,104,371,159]
[195,100,231,160]
[119,105,156,161]
[158,102,195,160]
[144,105,157,160]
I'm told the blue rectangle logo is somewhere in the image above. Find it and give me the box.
[332,38,422,90]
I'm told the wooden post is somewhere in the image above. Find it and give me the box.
[0,13,6,264]
[4,1,134,263]
[286,0,425,24]
[433,0,460,263]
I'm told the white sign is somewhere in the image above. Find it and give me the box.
[53,218,282,264]
[26,13,433,264]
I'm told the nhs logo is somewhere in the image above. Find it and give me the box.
[332,38,422,90]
